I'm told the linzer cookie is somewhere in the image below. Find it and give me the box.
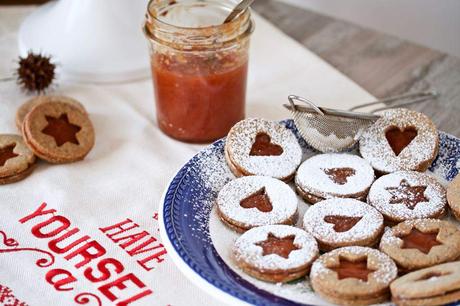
[216,176,298,232]
[368,171,446,223]
[225,118,302,181]
[22,100,95,163]
[295,153,374,203]
[303,198,384,251]
[16,95,87,131]
[390,261,460,306]
[360,108,439,174]
[0,134,36,184]
[233,225,319,283]
[310,246,398,305]
[380,219,460,272]
[447,175,460,220]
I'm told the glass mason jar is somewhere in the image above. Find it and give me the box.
[144,0,254,143]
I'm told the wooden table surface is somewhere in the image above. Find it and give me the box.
[254,1,460,137]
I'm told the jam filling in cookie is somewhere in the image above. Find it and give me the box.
[255,233,300,258]
[303,198,384,251]
[323,167,356,185]
[296,153,375,204]
[329,256,376,282]
[386,180,428,210]
[310,246,398,306]
[380,219,460,272]
[216,176,298,232]
[324,215,363,232]
[225,118,302,181]
[42,114,81,147]
[368,171,446,223]
[239,188,272,212]
[233,225,319,283]
[400,228,442,254]
[390,261,460,306]
[0,134,36,185]
[249,133,283,156]
[359,108,439,174]
[385,126,418,156]
[0,144,18,166]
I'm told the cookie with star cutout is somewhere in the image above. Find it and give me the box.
[233,225,319,283]
[310,246,398,306]
[16,95,87,131]
[0,134,36,184]
[303,198,384,251]
[390,261,460,306]
[225,118,302,181]
[367,171,446,223]
[216,176,298,232]
[379,219,460,273]
[295,153,375,204]
[22,100,95,163]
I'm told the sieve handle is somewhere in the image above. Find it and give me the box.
[286,95,380,120]
[349,90,438,112]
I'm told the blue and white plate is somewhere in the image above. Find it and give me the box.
[159,120,460,306]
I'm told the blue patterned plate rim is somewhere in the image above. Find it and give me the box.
[159,119,460,306]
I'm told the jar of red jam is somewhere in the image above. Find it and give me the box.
[144,0,254,143]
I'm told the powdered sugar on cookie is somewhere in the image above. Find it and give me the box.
[225,118,302,179]
[234,225,318,271]
[310,246,398,285]
[360,108,439,173]
[368,171,447,221]
[217,176,298,228]
[303,198,383,245]
[296,153,375,197]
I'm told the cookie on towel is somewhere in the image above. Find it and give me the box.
[0,134,36,184]
[22,100,95,163]
[16,95,87,131]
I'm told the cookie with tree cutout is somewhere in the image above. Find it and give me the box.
[303,198,384,251]
[295,153,375,204]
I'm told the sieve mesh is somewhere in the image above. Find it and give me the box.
[291,110,374,152]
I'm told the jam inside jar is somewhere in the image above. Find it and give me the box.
[144,0,254,143]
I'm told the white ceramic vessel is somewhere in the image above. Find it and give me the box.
[18,0,150,83]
